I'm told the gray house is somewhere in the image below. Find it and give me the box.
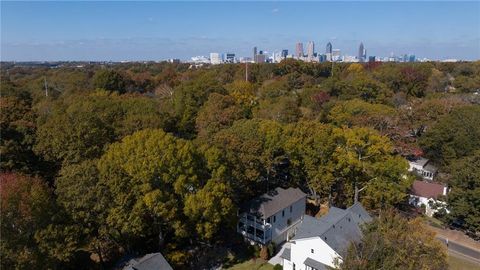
[123,253,173,270]
[237,187,307,245]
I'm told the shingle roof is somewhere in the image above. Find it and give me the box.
[124,253,173,270]
[410,180,445,199]
[242,187,306,218]
[303,257,328,270]
[279,247,291,261]
[293,203,371,255]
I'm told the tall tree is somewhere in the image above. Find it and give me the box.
[195,93,244,141]
[332,127,411,208]
[420,105,480,165]
[97,129,205,248]
[445,151,480,235]
[93,69,126,93]
[340,210,447,270]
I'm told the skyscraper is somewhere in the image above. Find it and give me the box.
[358,42,366,62]
[210,53,222,65]
[295,42,304,58]
[326,42,333,61]
[253,47,257,61]
[306,41,315,61]
[326,42,332,54]
[281,49,288,59]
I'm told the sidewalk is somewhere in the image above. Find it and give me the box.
[268,242,291,266]
[426,224,480,251]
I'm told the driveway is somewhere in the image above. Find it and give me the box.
[268,242,291,266]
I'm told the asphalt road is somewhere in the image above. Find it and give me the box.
[437,237,480,263]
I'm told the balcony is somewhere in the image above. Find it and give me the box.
[237,213,272,244]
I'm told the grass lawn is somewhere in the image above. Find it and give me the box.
[448,254,480,270]
[225,259,275,270]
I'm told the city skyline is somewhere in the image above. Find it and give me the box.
[2,1,479,61]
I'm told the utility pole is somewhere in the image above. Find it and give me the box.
[44,77,48,97]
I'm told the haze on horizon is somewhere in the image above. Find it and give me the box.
[1,1,479,61]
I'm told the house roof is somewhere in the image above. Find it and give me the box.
[293,203,371,255]
[124,253,173,270]
[303,257,328,270]
[410,180,445,199]
[242,187,307,218]
[279,247,291,261]
[424,163,438,174]
[408,157,430,167]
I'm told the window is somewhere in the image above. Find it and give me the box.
[290,205,293,213]
[311,249,314,253]
[282,210,285,217]
[266,217,270,223]
[273,215,276,223]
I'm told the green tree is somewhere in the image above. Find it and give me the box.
[254,95,301,123]
[0,96,43,173]
[195,93,244,141]
[327,99,397,132]
[284,121,336,200]
[184,178,236,241]
[97,129,207,248]
[445,151,480,234]
[55,160,113,264]
[340,210,447,270]
[420,105,480,165]
[209,119,286,202]
[93,69,126,93]
[332,127,411,208]
[35,110,114,165]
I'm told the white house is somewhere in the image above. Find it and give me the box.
[407,157,438,181]
[281,203,372,270]
[409,180,449,217]
[237,187,307,245]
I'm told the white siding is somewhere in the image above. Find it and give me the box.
[269,197,306,243]
[283,237,340,270]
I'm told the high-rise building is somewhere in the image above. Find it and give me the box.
[226,53,235,63]
[295,42,304,58]
[306,41,315,61]
[210,53,222,65]
[358,42,366,62]
[409,55,416,62]
[326,42,333,61]
[281,49,288,59]
[368,56,376,62]
[326,42,333,54]
[253,47,257,60]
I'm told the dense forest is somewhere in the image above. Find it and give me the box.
[1,60,480,269]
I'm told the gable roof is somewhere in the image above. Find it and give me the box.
[242,187,306,218]
[124,253,173,270]
[410,180,446,199]
[293,203,371,255]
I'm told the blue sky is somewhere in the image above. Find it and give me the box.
[1,1,479,61]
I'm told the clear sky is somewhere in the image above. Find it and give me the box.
[1,1,479,61]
